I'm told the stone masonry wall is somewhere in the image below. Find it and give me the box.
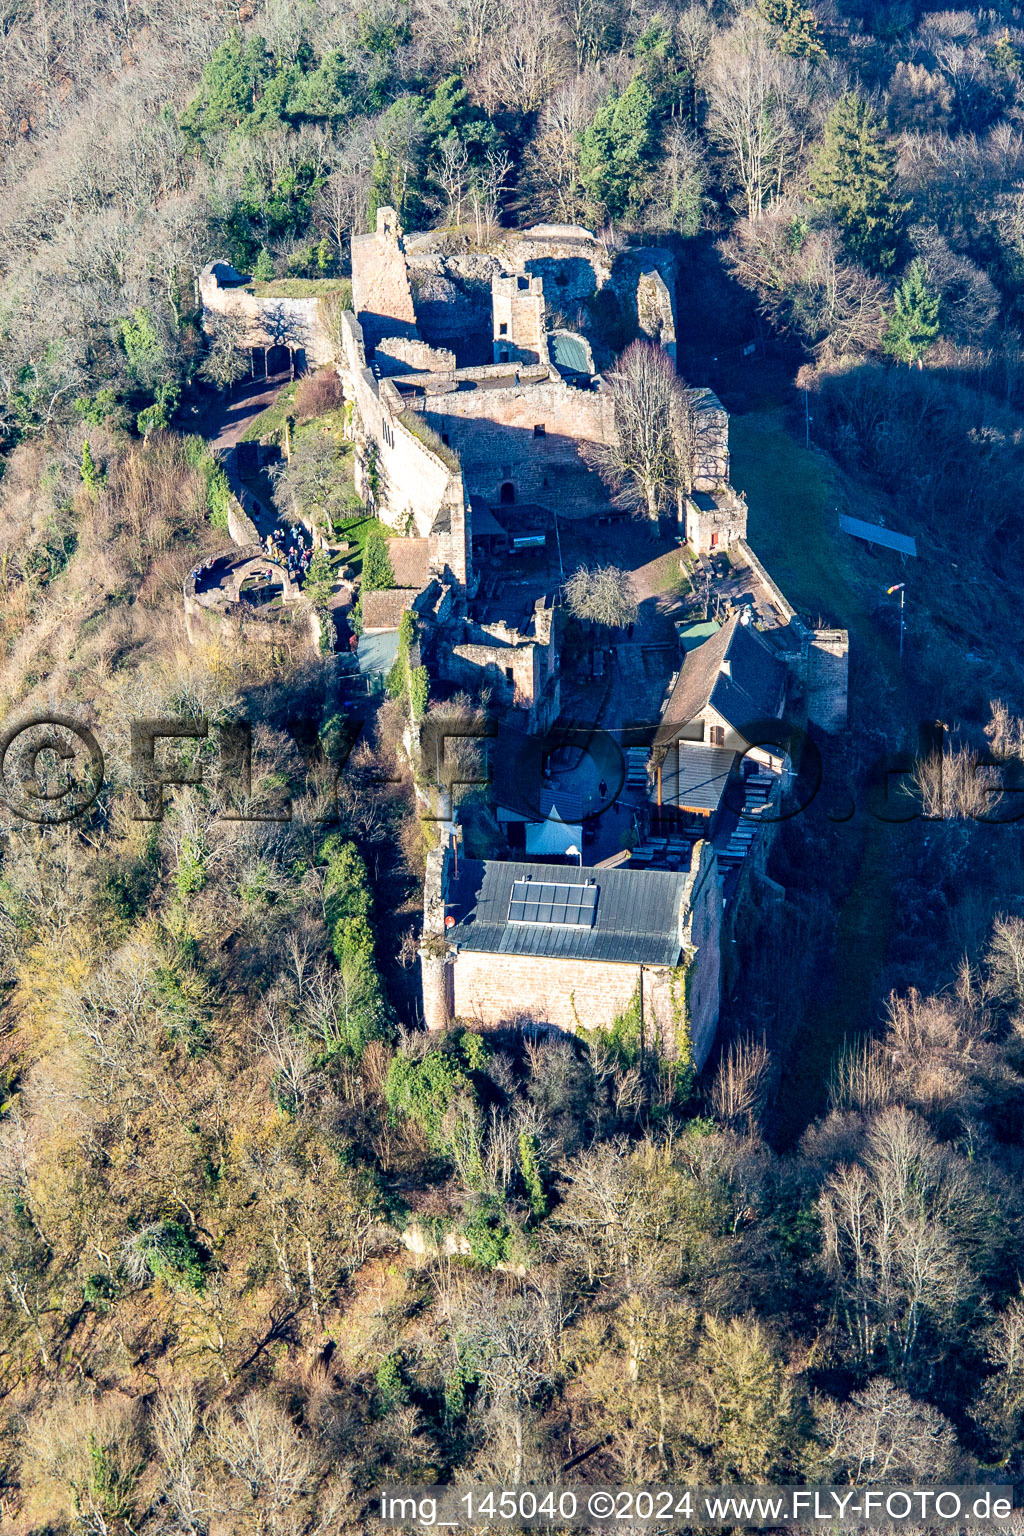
[423,375,614,512]
[492,273,548,365]
[340,313,472,589]
[805,629,850,733]
[199,266,335,366]
[691,390,731,490]
[350,208,418,348]
[677,840,721,1068]
[444,639,539,707]
[453,950,643,1034]
[685,489,748,555]
[451,949,712,1064]
[375,336,455,375]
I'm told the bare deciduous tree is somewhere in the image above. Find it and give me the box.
[722,205,888,362]
[706,15,830,219]
[563,563,639,629]
[710,1035,771,1131]
[819,1106,979,1382]
[815,1377,962,1482]
[200,311,252,394]
[584,341,695,519]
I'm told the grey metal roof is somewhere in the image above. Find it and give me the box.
[657,614,787,744]
[662,743,736,813]
[551,332,591,374]
[448,859,686,965]
[538,786,583,823]
[676,618,721,652]
[356,629,400,675]
[839,513,917,556]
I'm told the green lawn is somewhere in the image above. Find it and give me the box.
[334,514,388,578]
[730,409,864,627]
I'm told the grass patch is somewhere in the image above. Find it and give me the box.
[246,277,352,302]
[730,409,861,625]
[239,382,298,443]
[296,407,348,442]
[334,515,389,578]
[397,409,461,472]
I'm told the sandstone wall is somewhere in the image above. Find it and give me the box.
[340,312,472,588]
[805,628,850,733]
[691,390,731,489]
[452,950,643,1033]
[199,266,335,366]
[492,273,548,365]
[444,638,541,708]
[685,489,748,555]
[375,336,455,375]
[423,375,613,512]
[350,208,418,348]
[677,840,721,1068]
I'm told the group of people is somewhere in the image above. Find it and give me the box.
[264,524,313,588]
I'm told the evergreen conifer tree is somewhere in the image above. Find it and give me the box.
[758,0,825,58]
[80,440,101,491]
[811,94,905,271]
[579,76,659,223]
[884,258,941,367]
[253,248,275,281]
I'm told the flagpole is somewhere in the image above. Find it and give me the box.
[886,582,906,659]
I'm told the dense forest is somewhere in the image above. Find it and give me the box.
[4,0,1024,1531]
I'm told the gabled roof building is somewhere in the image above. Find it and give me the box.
[422,839,723,1068]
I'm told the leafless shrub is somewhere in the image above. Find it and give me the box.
[913,743,995,819]
[206,1392,316,1531]
[293,368,344,421]
[828,1036,894,1111]
[710,1035,771,1130]
[564,564,639,629]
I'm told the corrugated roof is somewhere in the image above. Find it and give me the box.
[839,514,917,556]
[657,614,787,744]
[662,743,736,813]
[357,629,400,675]
[551,332,591,375]
[447,858,687,965]
[676,619,721,652]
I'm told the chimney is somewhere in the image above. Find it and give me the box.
[719,658,731,677]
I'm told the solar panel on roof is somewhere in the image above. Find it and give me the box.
[508,879,598,927]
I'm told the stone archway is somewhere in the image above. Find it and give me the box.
[499,481,516,505]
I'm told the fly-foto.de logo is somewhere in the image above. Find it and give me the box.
[0,712,375,827]
[1,710,1023,829]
